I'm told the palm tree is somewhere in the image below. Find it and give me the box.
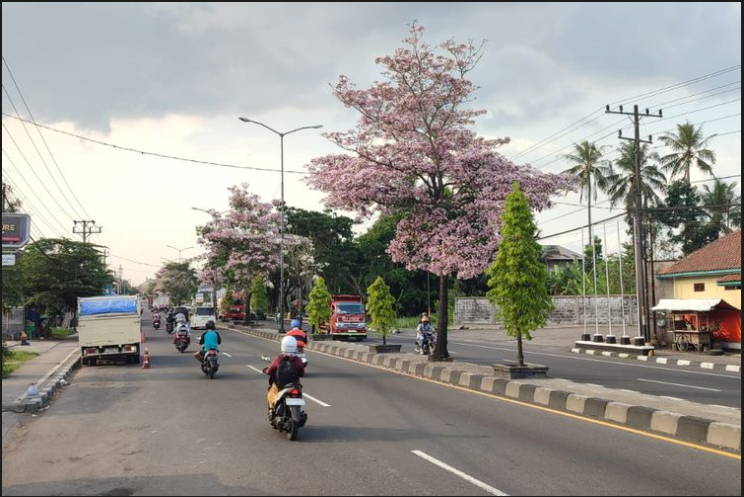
[606,142,667,214]
[658,122,716,183]
[703,179,741,233]
[562,141,612,245]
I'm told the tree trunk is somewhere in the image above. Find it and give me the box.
[243,291,252,325]
[431,275,451,362]
[517,330,525,367]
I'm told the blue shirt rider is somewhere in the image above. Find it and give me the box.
[199,321,222,354]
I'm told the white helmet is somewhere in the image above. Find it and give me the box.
[176,313,186,323]
[281,336,298,356]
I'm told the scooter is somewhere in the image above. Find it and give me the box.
[175,328,191,353]
[166,321,175,334]
[416,331,437,356]
[202,350,219,379]
[153,318,161,330]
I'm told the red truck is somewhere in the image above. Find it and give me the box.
[221,299,246,321]
[319,295,368,341]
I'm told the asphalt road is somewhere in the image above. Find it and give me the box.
[366,331,742,408]
[1,320,740,496]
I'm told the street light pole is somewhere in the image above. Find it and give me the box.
[167,245,194,263]
[238,117,322,333]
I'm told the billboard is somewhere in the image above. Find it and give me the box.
[2,214,31,249]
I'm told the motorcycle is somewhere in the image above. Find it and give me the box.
[268,382,307,441]
[201,349,219,379]
[166,321,175,334]
[153,318,161,330]
[175,329,191,353]
[416,331,436,356]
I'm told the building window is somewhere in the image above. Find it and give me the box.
[694,283,706,292]
[726,285,742,291]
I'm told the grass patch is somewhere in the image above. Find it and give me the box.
[2,350,40,379]
[50,327,77,339]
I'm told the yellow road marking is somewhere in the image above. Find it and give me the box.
[225,326,742,461]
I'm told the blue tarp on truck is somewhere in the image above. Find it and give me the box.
[79,297,139,317]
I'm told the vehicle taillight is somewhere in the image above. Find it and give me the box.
[290,389,301,397]
[209,350,217,356]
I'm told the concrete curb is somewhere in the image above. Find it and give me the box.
[570,347,742,374]
[12,351,81,414]
[231,325,741,452]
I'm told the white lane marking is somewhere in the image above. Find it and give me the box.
[247,365,331,407]
[725,365,741,373]
[448,342,741,380]
[701,363,716,370]
[412,450,509,496]
[222,353,233,358]
[304,393,332,408]
[661,396,685,402]
[637,378,722,392]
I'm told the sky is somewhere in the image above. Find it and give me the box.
[2,2,741,285]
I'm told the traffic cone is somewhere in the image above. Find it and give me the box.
[142,348,151,370]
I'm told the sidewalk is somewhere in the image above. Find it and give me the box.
[448,326,742,368]
[2,340,80,447]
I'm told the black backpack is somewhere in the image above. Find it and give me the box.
[276,357,301,389]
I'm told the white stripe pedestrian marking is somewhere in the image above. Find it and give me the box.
[222,353,233,358]
[449,342,740,380]
[412,450,509,496]
[701,363,715,370]
[677,360,691,366]
[304,393,332,408]
[656,358,669,364]
[637,378,722,392]
[725,365,741,373]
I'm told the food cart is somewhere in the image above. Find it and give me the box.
[652,299,739,353]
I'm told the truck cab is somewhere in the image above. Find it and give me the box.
[325,295,367,341]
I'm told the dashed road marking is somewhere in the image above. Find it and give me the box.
[412,450,509,496]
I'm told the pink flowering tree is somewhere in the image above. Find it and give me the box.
[308,23,574,361]
[198,184,283,324]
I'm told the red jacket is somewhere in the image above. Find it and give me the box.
[286,328,307,349]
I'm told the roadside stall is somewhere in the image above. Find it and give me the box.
[652,299,740,353]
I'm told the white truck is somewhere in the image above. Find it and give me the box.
[78,296,142,366]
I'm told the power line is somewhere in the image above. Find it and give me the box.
[1,113,310,175]
[2,180,61,239]
[2,148,72,235]
[2,82,83,219]
[1,122,77,223]
[538,212,628,241]
[511,64,741,161]
[3,55,94,219]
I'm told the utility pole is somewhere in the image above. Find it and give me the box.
[73,220,102,243]
[605,104,662,344]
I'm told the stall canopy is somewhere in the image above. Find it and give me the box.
[653,299,741,345]
[652,299,739,313]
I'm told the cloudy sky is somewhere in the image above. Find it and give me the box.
[2,2,741,284]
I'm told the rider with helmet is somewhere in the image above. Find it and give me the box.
[286,319,308,350]
[264,336,306,414]
[195,320,221,360]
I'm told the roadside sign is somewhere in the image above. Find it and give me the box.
[2,253,17,267]
[2,214,31,250]
[195,293,205,304]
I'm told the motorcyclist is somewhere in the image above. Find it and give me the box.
[195,320,221,361]
[416,315,436,353]
[286,319,308,350]
[264,336,305,415]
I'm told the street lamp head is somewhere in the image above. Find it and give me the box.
[310,125,324,130]
[238,117,252,123]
